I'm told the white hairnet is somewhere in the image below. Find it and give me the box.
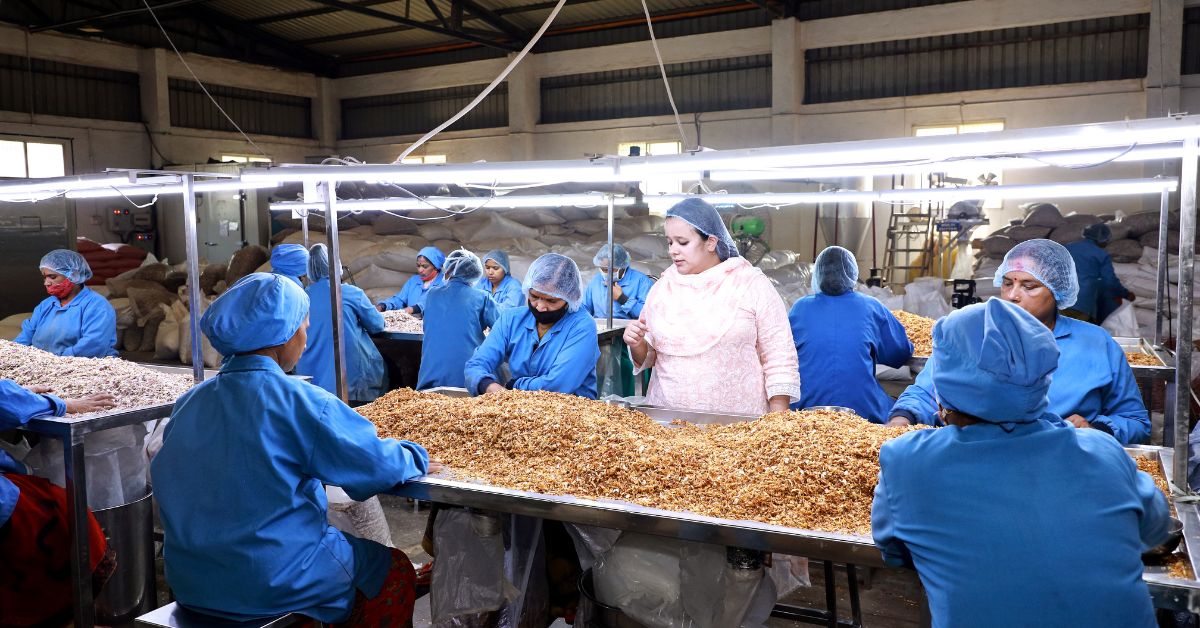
[40,249,93,284]
[812,246,858,295]
[993,238,1079,309]
[523,253,583,312]
[593,243,631,269]
[665,198,740,261]
[443,249,484,284]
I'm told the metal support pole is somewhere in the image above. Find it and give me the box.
[606,195,615,330]
[324,181,350,402]
[301,210,310,250]
[1173,137,1198,492]
[65,432,93,628]
[1156,188,1171,347]
[182,174,205,383]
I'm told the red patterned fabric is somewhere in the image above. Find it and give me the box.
[333,548,417,628]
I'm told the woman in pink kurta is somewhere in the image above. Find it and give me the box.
[624,199,800,416]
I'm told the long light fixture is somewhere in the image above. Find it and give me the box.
[643,178,1178,211]
[243,160,627,186]
[0,173,135,197]
[270,193,637,213]
[66,179,278,199]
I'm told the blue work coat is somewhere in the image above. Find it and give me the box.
[891,315,1150,444]
[474,275,524,309]
[151,354,430,623]
[1066,239,1131,321]
[15,287,117,357]
[379,275,436,312]
[294,280,387,402]
[872,417,1167,628]
[0,380,64,526]
[580,269,653,320]
[418,279,499,390]
[464,307,600,399]
[788,292,913,422]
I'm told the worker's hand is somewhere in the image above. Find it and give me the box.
[65,393,116,415]
[623,318,649,349]
[427,460,444,474]
[376,303,386,312]
[887,416,912,427]
[403,307,415,315]
[484,382,506,395]
[1065,414,1090,429]
[26,385,52,394]
[1126,291,1137,302]
[611,282,624,302]
[768,396,790,413]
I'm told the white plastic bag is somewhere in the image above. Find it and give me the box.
[1101,302,1139,338]
[593,533,688,628]
[326,486,394,547]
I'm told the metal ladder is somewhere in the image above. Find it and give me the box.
[881,208,936,286]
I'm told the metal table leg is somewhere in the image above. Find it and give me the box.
[824,560,838,628]
[64,431,95,628]
[1166,380,1179,447]
[847,564,863,627]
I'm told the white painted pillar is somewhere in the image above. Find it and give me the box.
[770,17,803,147]
[507,52,539,160]
[138,48,170,139]
[1147,0,1184,117]
[315,76,339,155]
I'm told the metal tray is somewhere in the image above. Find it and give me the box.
[24,403,174,438]
[1127,446,1200,612]
[1114,337,1176,381]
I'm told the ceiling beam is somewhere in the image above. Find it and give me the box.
[743,0,783,17]
[246,0,395,26]
[303,0,520,51]
[182,4,337,73]
[457,0,528,41]
[10,0,55,26]
[424,0,449,30]
[29,0,213,33]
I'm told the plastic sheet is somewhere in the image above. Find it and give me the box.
[593,533,688,628]
[326,487,394,547]
[431,508,511,622]
[25,423,150,510]
[1101,303,1139,337]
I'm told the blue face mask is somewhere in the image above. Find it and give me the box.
[598,268,625,286]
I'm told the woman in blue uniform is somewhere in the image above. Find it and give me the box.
[788,246,912,422]
[0,382,115,627]
[889,239,1150,445]
[152,273,436,626]
[1064,223,1135,323]
[474,249,523,309]
[294,244,388,402]
[270,244,309,287]
[376,246,445,314]
[15,249,117,358]
[580,243,653,320]
[418,250,499,390]
[872,298,1168,628]
[464,253,599,399]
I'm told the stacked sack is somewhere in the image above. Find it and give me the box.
[76,237,147,285]
[1113,247,1200,341]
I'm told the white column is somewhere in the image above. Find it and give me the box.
[770,17,803,147]
[138,48,170,135]
[314,76,339,155]
[1147,0,1184,118]
[507,52,539,160]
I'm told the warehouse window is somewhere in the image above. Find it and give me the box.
[620,140,684,207]
[0,138,66,179]
[913,122,1004,208]
[341,85,508,140]
[170,78,312,139]
[400,155,447,164]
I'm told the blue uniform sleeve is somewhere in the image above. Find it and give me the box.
[874,306,915,368]
[580,277,597,318]
[480,294,500,331]
[305,396,430,502]
[1098,254,1130,297]
[619,273,652,319]
[871,444,913,568]
[348,287,386,334]
[510,316,600,395]
[1134,468,1171,549]
[500,279,524,309]
[61,296,117,358]
[379,277,419,311]
[1089,342,1150,445]
[0,379,65,428]
[464,316,512,395]
[13,301,47,346]
[890,357,940,425]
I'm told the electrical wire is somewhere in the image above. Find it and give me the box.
[394,0,568,163]
[1022,143,1139,169]
[639,0,690,151]
[141,0,271,160]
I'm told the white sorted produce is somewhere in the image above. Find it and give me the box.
[382,310,424,334]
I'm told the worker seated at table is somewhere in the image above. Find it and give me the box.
[1064,223,1136,323]
[474,249,524,309]
[580,243,653,320]
[294,243,387,403]
[465,253,600,399]
[788,246,912,422]
[270,243,310,287]
[418,249,499,390]
[889,239,1150,445]
[151,273,437,626]
[872,298,1169,628]
[15,249,117,358]
[0,380,115,628]
[377,246,445,315]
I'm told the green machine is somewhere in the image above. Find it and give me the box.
[731,215,770,265]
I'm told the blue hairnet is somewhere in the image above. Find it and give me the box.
[482,249,511,275]
[811,246,858,296]
[271,244,309,285]
[40,249,92,284]
[443,249,484,284]
[1083,223,1111,245]
[593,243,631,269]
[931,298,1059,424]
[992,239,1079,309]
[665,198,740,261]
[523,253,583,312]
[201,273,310,356]
[417,246,446,270]
[306,243,337,282]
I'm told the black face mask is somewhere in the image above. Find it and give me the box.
[528,301,568,326]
